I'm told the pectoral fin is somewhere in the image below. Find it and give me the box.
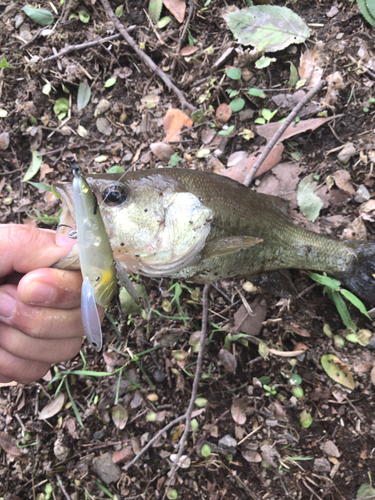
[203,236,263,260]
[114,258,140,304]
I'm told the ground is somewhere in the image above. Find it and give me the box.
[1,0,375,499]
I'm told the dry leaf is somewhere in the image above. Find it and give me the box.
[180,46,198,56]
[216,103,232,123]
[234,298,267,337]
[255,162,300,207]
[231,397,247,425]
[219,349,237,373]
[342,217,367,240]
[112,404,128,429]
[163,108,193,142]
[163,0,186,23]
[150,142,174,162]
[242,449,262,462]
[288,322,311,337]
[333,170,355,195]
[39,392,66,420]
[219,143,284,182]
[321,72,344,108]
[299,42,325,88]
[256,116,338,143]
[0,431,22,456]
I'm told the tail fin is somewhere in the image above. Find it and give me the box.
[336,241,375,304]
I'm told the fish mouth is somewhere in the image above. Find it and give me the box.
[53,182,81,270]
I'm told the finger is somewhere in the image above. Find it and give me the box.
[0,285,102,339]
[0,225,76,276]
[0,323,83,364]
[0,346,52,384]
[18,268,82,308]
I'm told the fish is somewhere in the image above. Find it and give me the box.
[67,160,138,350]
[53,168,375,303]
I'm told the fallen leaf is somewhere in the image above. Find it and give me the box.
[333,170,355,195]
[255,162,300,207]
[342,217,367,240]
[219,349,237,373]
[163,108,193,142]
[231,397,247,425]
[321,354,355,390]
[141,94,160,109]
[219,143,284,182]
[112,446,135,464]
[216,103,232,123]
[163,0,186,23]
[242,449,262,462]
[0,431,22,456]
[112,404,128,430]
[39,163,54,181]
[256,115,338,142]
[150,142,174,162]
[39,392,66,419]
[297,174,324,222]
[299,42,325,88]
[321,72,344,108]
[234,298,267,337]
[288,322,311,337]
[180,46,198,56]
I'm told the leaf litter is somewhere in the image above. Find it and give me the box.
[2,0,375,499]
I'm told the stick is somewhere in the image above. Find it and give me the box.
[99,0,196,112]
[162,284,211,500]
[123,413,187,471]
[243,80,326,187]
[171,0,195,76]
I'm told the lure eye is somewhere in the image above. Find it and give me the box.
[102,185,128,206]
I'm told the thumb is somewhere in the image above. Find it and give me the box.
[0,224,76,276]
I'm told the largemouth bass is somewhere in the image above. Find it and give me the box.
[54,168,375,303]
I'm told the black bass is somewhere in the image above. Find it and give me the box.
[54,168,375,303]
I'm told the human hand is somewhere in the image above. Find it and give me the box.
[0,224,99,384]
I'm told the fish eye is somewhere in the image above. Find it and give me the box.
[102,185,128,206]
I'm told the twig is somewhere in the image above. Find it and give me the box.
[171,0,195,76]
[162,284,211,500]
[41,33,134,62]
[301,478,323,500]
[243,80,326,187]
[123,413,187,471]
[99,0,195,112]
[55,474,72,500]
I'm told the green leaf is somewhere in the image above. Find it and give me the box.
[0,109,8,118]
[169,153,180,167]
[321,354,355,390]
[77,81,91,111]
[0,57,10,69]
[299,409,313,428]
[297,174,324,222]
[255,56,275,69]
[226,5,310,52]
[78,10,90,23]
[357,0,375,27]
[104,77,117,88]
[107,165,124,173]
[115,4,123,17]
[23,151,43,182]
[308,272,341,290]
[157,16,171,28]
[288,61,299,87]
[340,289,371,319]
[357,483,375,498]
[226,68,242,80]
[201,444,211,457]
[218,125,235,136]
[259,376,271,386]
[26,181,59,198]
[149,0,163,23]
[42,82,52,95]
[326,288,357,331]
[366,0,375,18]
[230,98,245,112]
[53,98,69,116]
[248,87,266,98]
[23,6,54,26]
[262,108,277,122]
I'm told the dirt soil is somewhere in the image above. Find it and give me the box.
[1,0,375,499]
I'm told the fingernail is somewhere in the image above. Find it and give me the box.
[56,233,76,248]
[0,291,16,320]
[24,282,56,305]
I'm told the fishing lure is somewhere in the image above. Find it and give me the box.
[70,158,138,350]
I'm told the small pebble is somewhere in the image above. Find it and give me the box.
[354,185,370,203]
[152,369,166,383]
[337,143,356,164]
[314,457,331,472]
[218,434,237,451]
[14,13,24,29]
